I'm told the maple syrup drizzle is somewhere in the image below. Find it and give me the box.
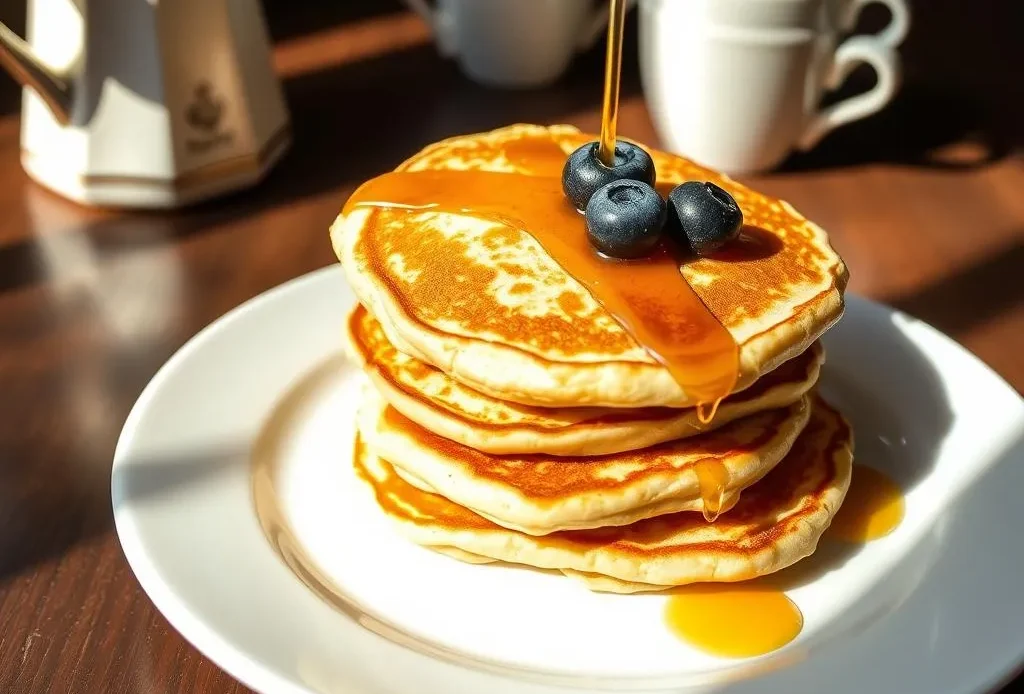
[693,459,729,523]
[664,584,803,658]
[344,144,738,408]
[696,400,721,425]
[828,464,905,542]
[597,0,627,165]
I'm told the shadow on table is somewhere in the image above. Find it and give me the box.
[775,0,1021,173]
[0,446,112,581]
[253,8,641,203]
[0,444,245,582]
[262,0,408,44]
[0,412,246,584]
[0,0,412,117]
[882,237,1024,351]
[0,12,635,295]
[778,86,1017,173]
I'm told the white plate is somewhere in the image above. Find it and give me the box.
[113,266,1024,694]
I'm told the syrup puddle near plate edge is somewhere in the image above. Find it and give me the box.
[828,464,905,542]
[665,464,906,657]
[665,585,804,659]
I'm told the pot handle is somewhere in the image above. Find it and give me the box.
[0,22,72,124]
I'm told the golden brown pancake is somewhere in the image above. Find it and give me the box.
[347,304,824,456]
[332,124,848,408]
[356,387,812,535]
[355,395,853,592]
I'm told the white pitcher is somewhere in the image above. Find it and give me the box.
[0,0,291,208]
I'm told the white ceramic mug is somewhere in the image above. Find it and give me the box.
[402,0,632,87]
[639,0,909,174]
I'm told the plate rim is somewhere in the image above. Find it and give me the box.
[113,265,343,694]
[112,265,1024,694]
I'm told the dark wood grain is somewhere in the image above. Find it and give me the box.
[0,1,1021,692]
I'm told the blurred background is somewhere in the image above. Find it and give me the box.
[0,1,1021,690]
[0,0,1020,184]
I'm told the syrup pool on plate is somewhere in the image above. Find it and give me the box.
[665,584,803,658]
[664,465,906,657]
[829,464,905,542]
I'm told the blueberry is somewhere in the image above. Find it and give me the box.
[585,181,666,259]
[666,181,743,256]
[562,141,656,211]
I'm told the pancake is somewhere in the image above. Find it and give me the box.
[356,388,812,535]
[347,303,824,456]
[332,124,848,408]
[355,394,853,591]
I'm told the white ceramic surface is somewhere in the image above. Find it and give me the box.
[113,266,1024,694]
[2,0,290,208]
[401,0,632,87]
[639,0,909,174]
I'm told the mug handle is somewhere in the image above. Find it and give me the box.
[400,0,458,56]
[577,0,637,50]
[798,0,908,151]
[839,0,910,47]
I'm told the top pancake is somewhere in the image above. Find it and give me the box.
[332,124,848,408]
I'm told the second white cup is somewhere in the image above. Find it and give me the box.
[640,0,909,174]
[403,0,629,88]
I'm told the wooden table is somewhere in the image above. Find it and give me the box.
[0,3,1021,692]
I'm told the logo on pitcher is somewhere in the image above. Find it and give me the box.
[185,82,234,153]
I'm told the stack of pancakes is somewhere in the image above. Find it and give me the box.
[331,124,854,593]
